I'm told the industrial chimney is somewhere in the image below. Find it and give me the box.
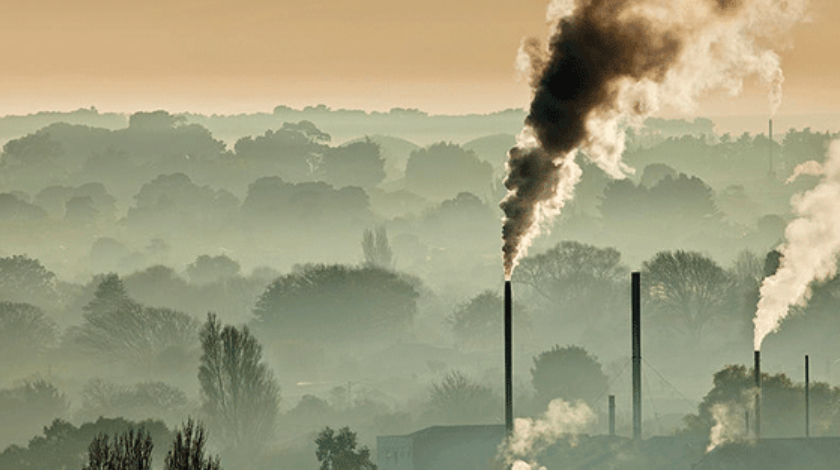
[505,280,513,436]
[754,350,761,439]
[632,272,642,440]
[806,354,810,438]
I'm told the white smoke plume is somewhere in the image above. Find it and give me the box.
[786,159,825,184]
[754,140,840,350]
[500,398,595,470]
[501,0,808,278]
[706,399,751,452]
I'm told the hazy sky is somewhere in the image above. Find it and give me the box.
[1,0,838,117]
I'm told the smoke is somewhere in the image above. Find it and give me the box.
[501,0,807,278]
[706,397,752,452]
[500,398,594,470]
[754,140,840,351]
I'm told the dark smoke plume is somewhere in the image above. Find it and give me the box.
[501,0,805,278]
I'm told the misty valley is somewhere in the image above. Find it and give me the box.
[0,105,837,470]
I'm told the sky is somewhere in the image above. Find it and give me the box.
[1,0,838,120]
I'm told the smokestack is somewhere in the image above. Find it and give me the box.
[768,119,775,177]
[754,350,761,439]
[632,272,642,441]
[609,395,616,436]
[505,280,513,436]
[806,354,810,437]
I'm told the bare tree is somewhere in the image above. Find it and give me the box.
[642,250,735,340]
[198,314,279,452]
[361,226,394,270]
[164,418,222,470]
[425,370,499,425]
[82,427,153,470]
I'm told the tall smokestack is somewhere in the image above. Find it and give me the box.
[505,280,513,436]
[608,395,616,436]
[754,350,761,439]
[806,354,810,437]
[632,272,642,440]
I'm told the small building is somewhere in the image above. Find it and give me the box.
[377,424,506,470]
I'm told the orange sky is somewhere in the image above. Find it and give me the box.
[0,0,837,117]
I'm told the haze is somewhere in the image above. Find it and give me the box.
[1,0,840,469]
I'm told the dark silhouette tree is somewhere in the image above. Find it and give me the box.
[0,417,170,470]
[315,426,377,470]
[361,226,394,270]
[641,250,735,340]
[0,301,57,363]
[684,365,840,438]
[82,427,154,470]
[164,419,222,470]
[424,370,499,425]
[253,264,418,341]
[531,345,608,409]
[198,314,279,452]
[321,139,386,189]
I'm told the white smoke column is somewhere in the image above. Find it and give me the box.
[706,401,750,452]
[754,140,840,350]
[501,0,808,278]
[501,398,594,470]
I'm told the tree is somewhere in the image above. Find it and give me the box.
[322,139,386,189]
[78,379,189,424]
[315,426,377,470]
[683,365,840,438]
[83,427,153,470]
[0,194,48,221]
[641,250,735,340]
[517,241,627,308]
[1,131,63,167]
[198,314,279,452]
[124,173,239,233]
[0,301,57,363]
[186,255,241,285]
[530,345,608,409]
[164,419,222,470]
[0,418,170,470]
[446,290,530,349]
[233,121,329,182]
[424,370,499,425]
[405,142,493,201]
[73,274,199,372]
[361,226,394,270]
[0,255,57,305]
[516,242,627,336]
[253,264,418,341]
[0,380,70,448]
